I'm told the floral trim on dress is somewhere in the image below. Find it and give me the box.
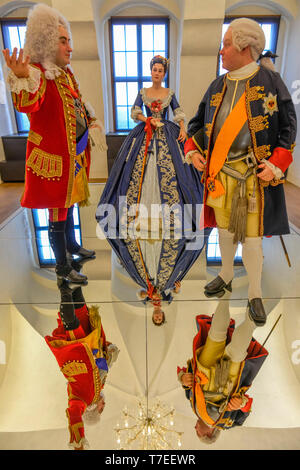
[140,87,174,109]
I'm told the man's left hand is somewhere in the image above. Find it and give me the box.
[89,123,102,131]
[226,396,244,411]
[257,163,275,182]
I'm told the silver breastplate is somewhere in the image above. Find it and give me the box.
[212,77,251,161]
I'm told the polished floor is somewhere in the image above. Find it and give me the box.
[1,180,300,229]
[0,182,299,450]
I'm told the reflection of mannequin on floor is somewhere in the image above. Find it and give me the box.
[45,282,119,450]
[138,281,181,326]
[177,294,268,443]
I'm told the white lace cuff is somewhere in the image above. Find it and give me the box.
[177,370,184,384]
[185,150,199,165]
[7,65,41,94]
[68,437,90,450]
[89,123,108,152]
[85,101,96,119]
[261,158,284,180]
[106,344,120,368]
[131,105,143,122]
[173,107,186,124]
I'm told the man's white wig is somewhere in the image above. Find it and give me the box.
[229,18,265,61]
[23,3,72,79]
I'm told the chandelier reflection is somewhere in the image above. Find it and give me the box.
[114,398,183,450]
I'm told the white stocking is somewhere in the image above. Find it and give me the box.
[218,228,238,284]
[242,237,263,300]
[208,292,232,342]
[225,314,256,363]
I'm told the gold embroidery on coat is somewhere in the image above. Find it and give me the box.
[205,122,213,138]
[210,93,223,108]
[55,72,77,207]
[249,115,269,133]
[27,148,63,178]
[28,129,43,146]
[83,343,102,405]
[247,85,265,102]
[20,67,47,108]
[255,144,271,160]
[61,360,88,377]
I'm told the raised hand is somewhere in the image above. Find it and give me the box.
[2,48,30,78]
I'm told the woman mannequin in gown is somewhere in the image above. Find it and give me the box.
[97,56,207,310]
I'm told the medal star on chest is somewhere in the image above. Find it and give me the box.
[262,92,278,116]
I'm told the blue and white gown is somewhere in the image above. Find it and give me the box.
[96,88,209,296]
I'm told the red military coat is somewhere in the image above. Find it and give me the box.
[12,64,92,209]
[45,305,109,449]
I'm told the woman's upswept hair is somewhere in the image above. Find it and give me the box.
[23,3,72,79]
[230,18,265,62]
[150,55,169,74]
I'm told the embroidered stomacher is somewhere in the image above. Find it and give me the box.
[26,148,63,179]
[140,87,174,110]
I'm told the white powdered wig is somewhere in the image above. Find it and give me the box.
[230,18,265,61]
[23,3,72,79]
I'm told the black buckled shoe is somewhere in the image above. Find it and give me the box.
[56,264,88,285]
[248,298,266,326]
[73,247,96,261]
[204,276,232,298]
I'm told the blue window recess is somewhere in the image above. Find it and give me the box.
[32,205,82,267]
[206,228,243,265]
[218,16,280,76]
[110,17,169,132]
[1,19,30,133]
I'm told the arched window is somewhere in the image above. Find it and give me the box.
[1,18,29,132]
[110,16,169,132]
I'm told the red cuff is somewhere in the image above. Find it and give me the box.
[66,399,86,445]
[268,147,293,173]
[184,137,198,155]
[66,324,86,340]
[240,395,253,413]
[177,366,187,375]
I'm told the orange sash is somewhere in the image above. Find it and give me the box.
[207,91,248,198]
[192,369,216,426]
